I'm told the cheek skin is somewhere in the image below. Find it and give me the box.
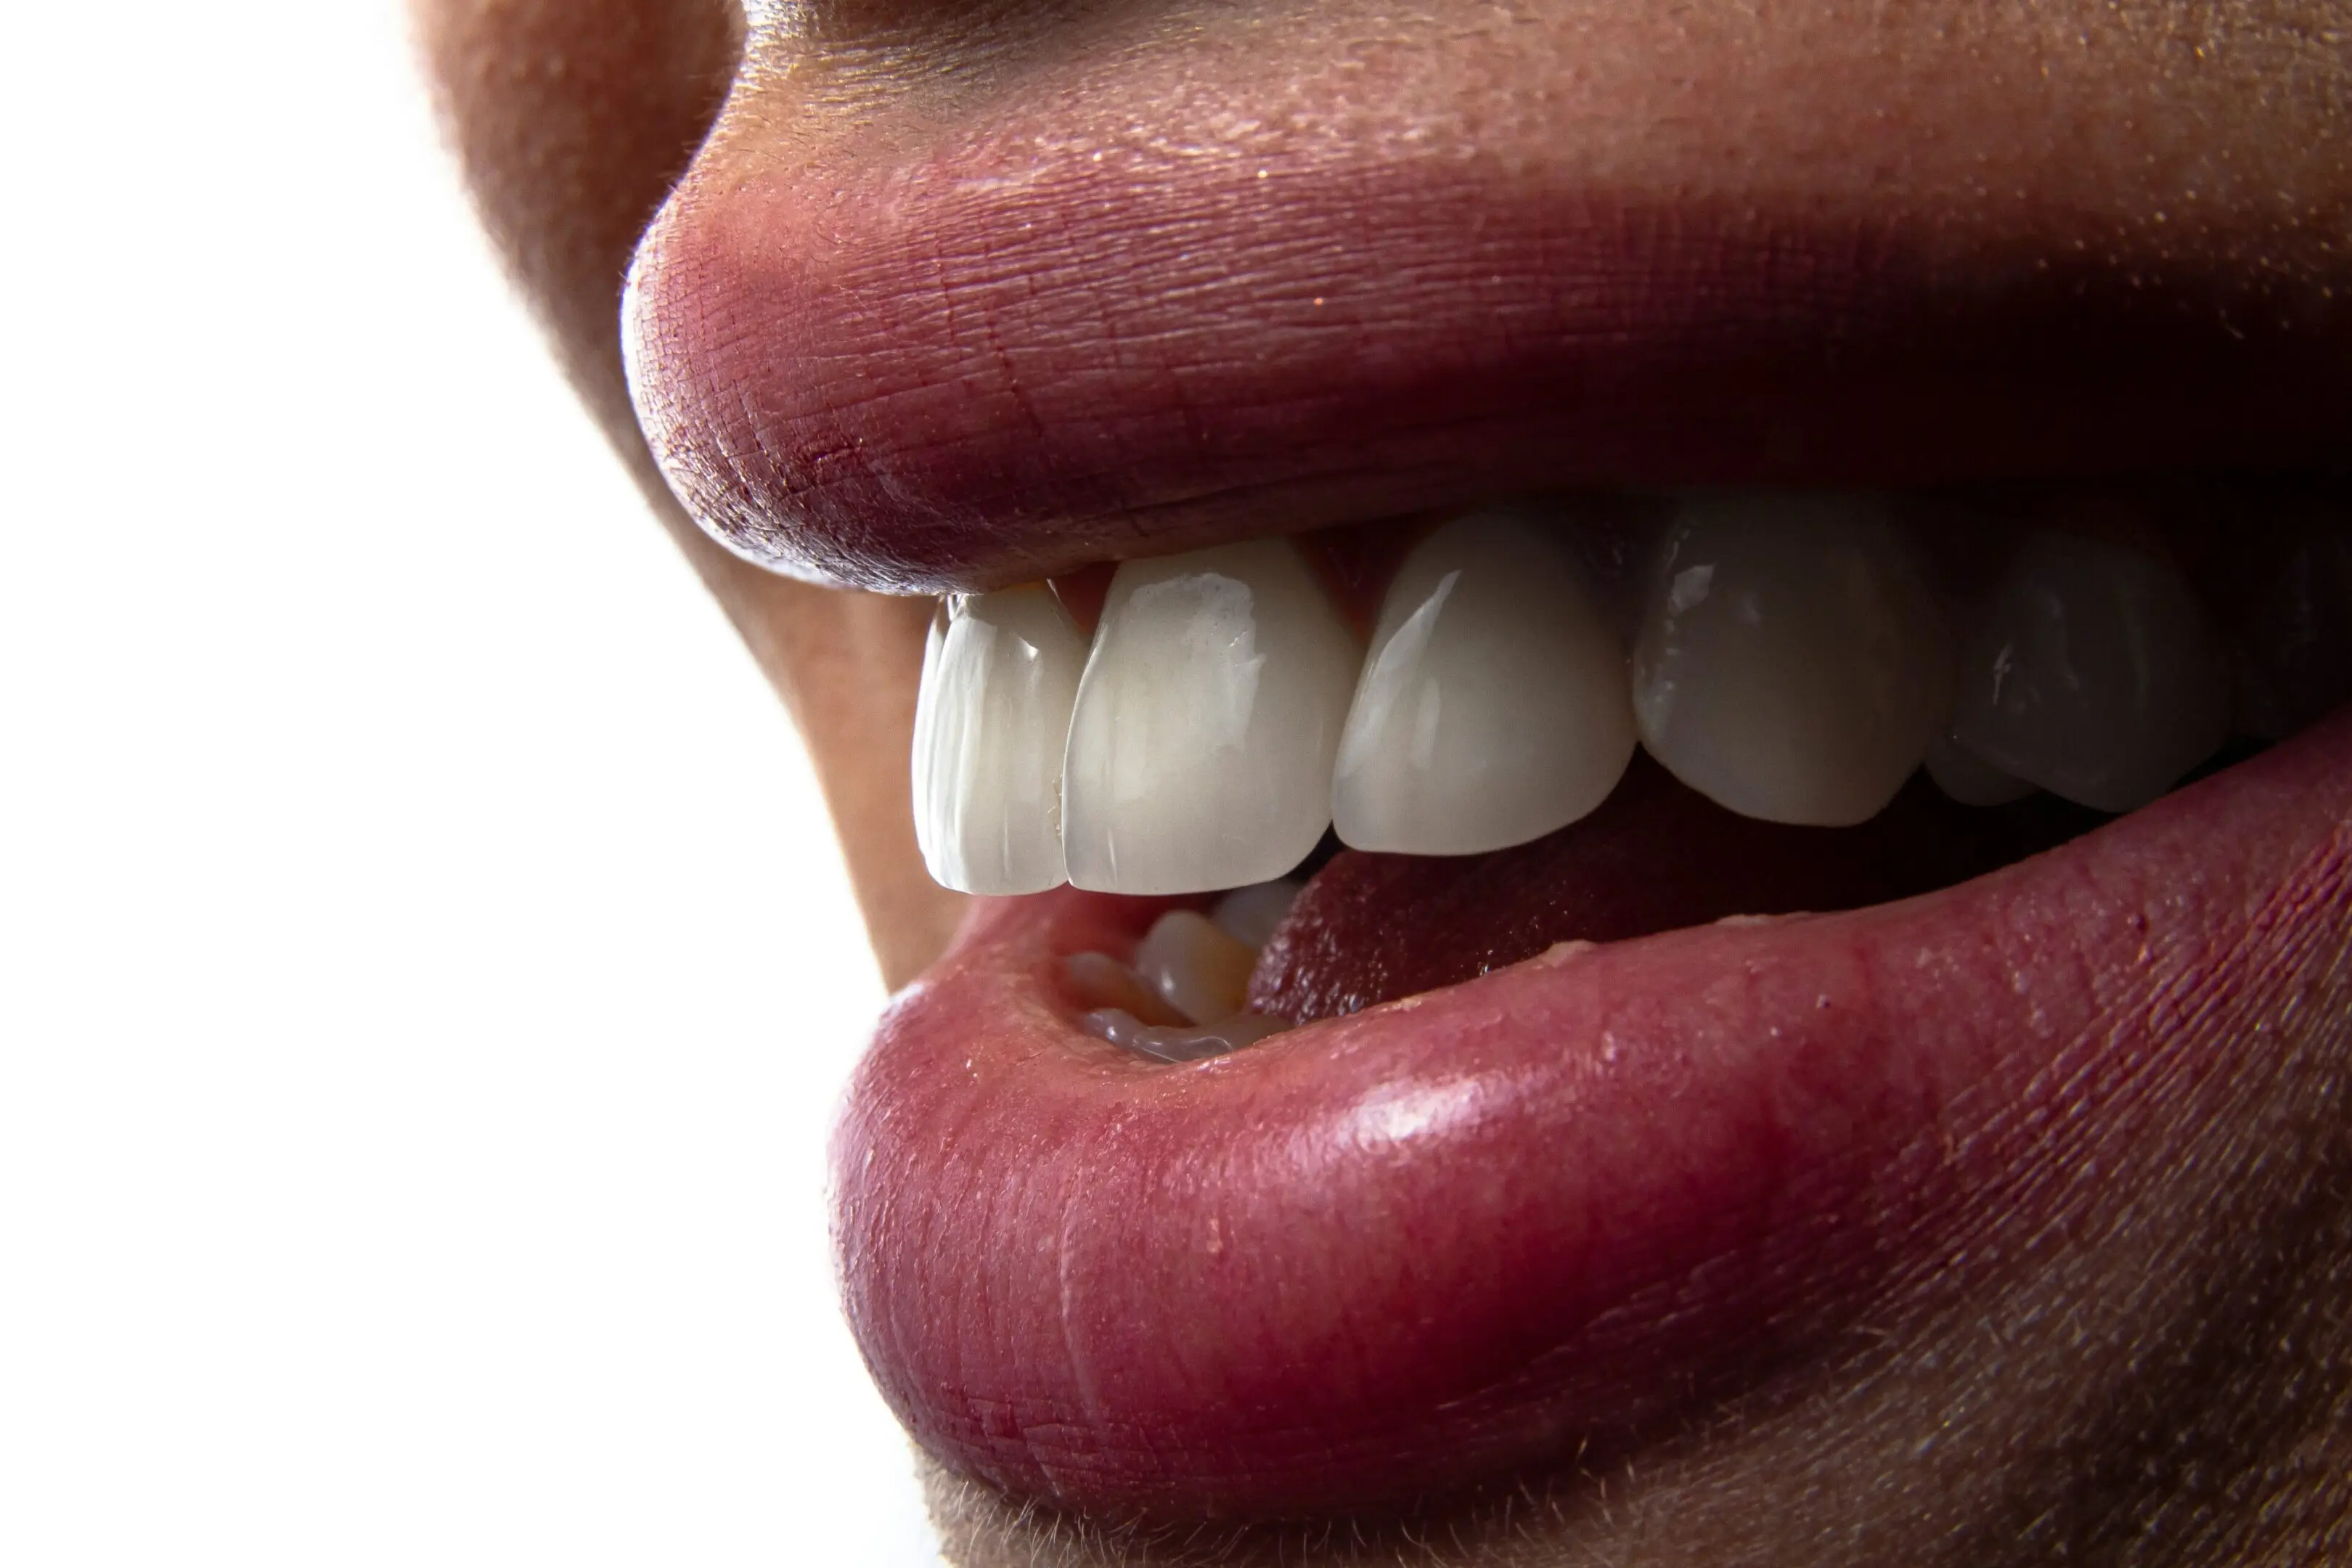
[411,0,964,988]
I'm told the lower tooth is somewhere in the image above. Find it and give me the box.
[1063,951,1190,1028]
[1924,730,2038,807]
[1061,540,1360,896]
[1949,530,2231,814]
[1132,910,1258,1025]
[1084,1008,1289,1063]
[909,587,1087,894]
[1331,507,1636,855]
[1630,494,1953,828]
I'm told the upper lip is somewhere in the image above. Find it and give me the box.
[623,39,2352,595]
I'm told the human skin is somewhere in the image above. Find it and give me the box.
[412,3,2352,1564]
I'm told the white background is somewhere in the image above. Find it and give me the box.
[0,4,943,1562]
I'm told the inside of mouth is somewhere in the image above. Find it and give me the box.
[909,476,2352,1061]
[1069,754,2140,1056]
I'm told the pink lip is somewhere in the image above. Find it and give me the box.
[830,710,2352,1520]
[629,157,2352,594]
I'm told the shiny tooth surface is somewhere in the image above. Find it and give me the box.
[1331,507,1636,854]
[1063,540,1361,895]
[1630,494,1953,827]
[910,586,1087,894]
[1063,951,1189,1028]
[1924,731,2038,807]
[1133,910,1259,1024]
[1083,1008,1291,1063]
[1210,879,1302,950]
[1950,530,2231,814]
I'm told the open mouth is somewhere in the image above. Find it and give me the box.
[833,491,2352,1520]
[610,9,2352,1534]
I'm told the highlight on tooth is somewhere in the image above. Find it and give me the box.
[1332,505,1637,855]
[1061,539,1361,896]
[909,586,1087,894]
[1631,494,1954,828]
[1069,900,1299,1063]
[1949,530,2232,814]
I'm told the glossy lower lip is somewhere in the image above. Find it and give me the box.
[830,709,2352,1521]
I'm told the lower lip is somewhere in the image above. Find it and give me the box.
[830,709,2352,1520]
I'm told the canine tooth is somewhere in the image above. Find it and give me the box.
[1949,531,2230,814]
[1925,731,2037,807]
[910,586,1087,894]
[1063,541,1360,895]
[1132,910,1259,1024]
[1211,879,1302,950]
[1630,494,1953,827]
[1331,507,1636,854]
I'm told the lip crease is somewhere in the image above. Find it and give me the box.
[626,155,2352,593]
[830,708,2352,1521]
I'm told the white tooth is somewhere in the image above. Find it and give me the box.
[1630,494,1953,827]
[1330,507,1636,854]
[909,586,1086,894]
[1949,531,2231,814]
[1924,731,2037,807]
[1210,879,1302,949]
[1063,540,1360,895]
[1132,909,1259,1024]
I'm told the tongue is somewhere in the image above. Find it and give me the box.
[1249,754,2104,1025]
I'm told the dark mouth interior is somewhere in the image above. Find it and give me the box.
[1249,749,2135,1025]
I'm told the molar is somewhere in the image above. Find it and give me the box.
[1062,540,1361,895]
[1331,507,1636,854]
[1949,530,2231,814]
[910,586,1087,894]
[1630,494,1954,827]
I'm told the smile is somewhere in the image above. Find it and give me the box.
[831,498,2351,1519]
[611,4,2352,1536]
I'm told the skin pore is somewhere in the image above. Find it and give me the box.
[412,3,2352,1563]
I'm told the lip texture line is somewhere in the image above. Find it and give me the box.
[830,710,2352,1520]
[632,163,2352,594]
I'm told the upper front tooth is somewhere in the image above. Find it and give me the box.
[1062,540,1360,895]
[1331,506,1636,854]
[909,585,1087,894]
[1949,529,2230,814]
[1924,730,2037,807]
[1630,494,1953,827]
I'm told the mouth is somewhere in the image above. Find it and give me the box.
[615,10,2352,1530]
[826,490,2352,1522]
